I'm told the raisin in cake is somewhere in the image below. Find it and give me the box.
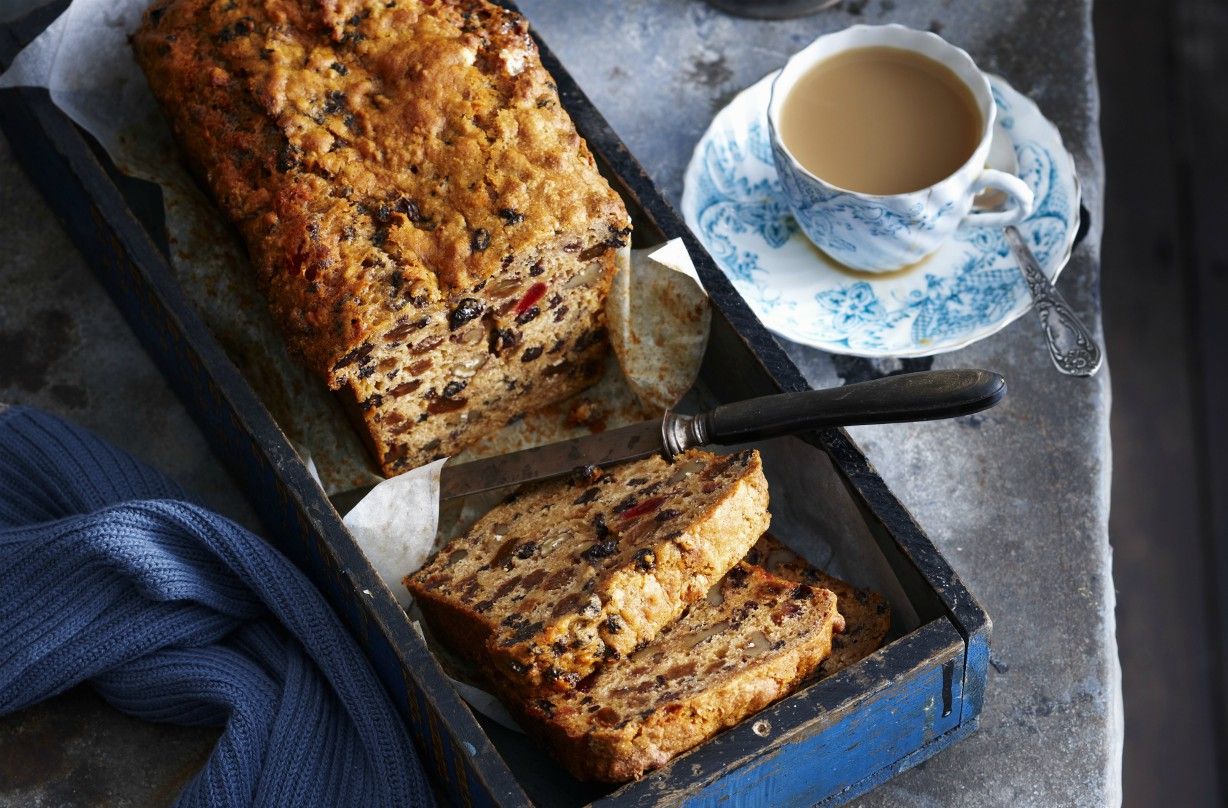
[132,0,631,476]
[747,533,890,677]
[504,562,842,782]
[406,449,770,691]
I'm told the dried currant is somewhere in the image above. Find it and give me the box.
[449,298,483,329]
[581,540,618,562]
[470,228,491,252]
[498,208,523,225]
[612,494,638,514]
[396,197,428,225]
[633,548,656,572]
[515,306,540,325]
[727,565,750,587]
[323,90,347,115]
[490,328,520,355]
[521,346,543,362]
[573,487,600,505]
[441,380,467,398]
[331,342,373,372]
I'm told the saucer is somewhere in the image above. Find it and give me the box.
[681,71,1080,357]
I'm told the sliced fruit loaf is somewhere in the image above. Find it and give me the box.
[502,561,842,782]
[406,449,770,691]
[746,533,891,677]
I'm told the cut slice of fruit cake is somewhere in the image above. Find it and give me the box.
[406,449,770,691]
[504,561,843,782]
[746,533,891,678]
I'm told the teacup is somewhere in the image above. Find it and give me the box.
[767,25,1034,273]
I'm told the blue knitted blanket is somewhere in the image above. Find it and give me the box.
[0,406,434,807]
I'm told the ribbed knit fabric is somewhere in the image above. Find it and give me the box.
[0,406,435,808]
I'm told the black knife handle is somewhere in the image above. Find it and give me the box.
[662,369,1006,454]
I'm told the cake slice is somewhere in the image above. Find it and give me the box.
[406,449,770,691]
[503,562,842,782]
[746,533,891,677]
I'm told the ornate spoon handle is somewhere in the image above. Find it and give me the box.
[1004,225,1102,377]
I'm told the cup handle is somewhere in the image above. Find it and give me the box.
[963,169,1035,227]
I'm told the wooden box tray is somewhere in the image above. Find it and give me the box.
[0,4,990,805]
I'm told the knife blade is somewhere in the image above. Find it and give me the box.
[439,419,663,501]
[327,368,1007,514]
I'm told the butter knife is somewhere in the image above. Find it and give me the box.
[328,369,1005,513]
[1004,225,1102,377]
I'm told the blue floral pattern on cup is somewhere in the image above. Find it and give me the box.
[680,72,1080,357]
[770,137,961,270]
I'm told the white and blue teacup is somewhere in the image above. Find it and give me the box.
[767,25,1035,273]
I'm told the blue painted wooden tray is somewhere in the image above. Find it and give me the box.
[0,4,990,805]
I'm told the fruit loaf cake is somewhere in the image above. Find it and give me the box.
[132,0,631,476]
[746,533,890,677]
[406,449,771,691]
[503,561,842,782]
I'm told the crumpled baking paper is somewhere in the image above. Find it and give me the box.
[608,240,711,412]
[342,458,446,606]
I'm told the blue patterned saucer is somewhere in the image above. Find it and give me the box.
[681,71,1080,357]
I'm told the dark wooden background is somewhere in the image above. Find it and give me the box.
[1095,0,1228,805]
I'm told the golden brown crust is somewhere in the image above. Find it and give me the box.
[405,449,771,692]
[133,0,627,377]
[501,563,840,782]
[132,0,630,472]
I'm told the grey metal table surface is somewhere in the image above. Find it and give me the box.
[0,0,1118,806]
